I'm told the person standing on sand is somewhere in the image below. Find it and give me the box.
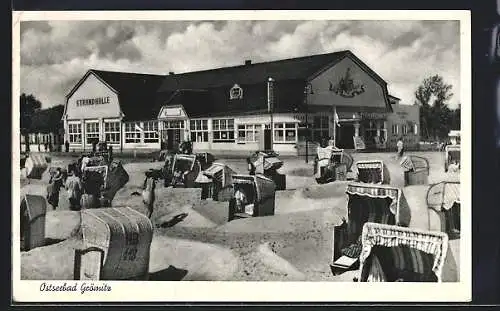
[47,168,64,210]
[396,137,404,158]
[65,166,83,211]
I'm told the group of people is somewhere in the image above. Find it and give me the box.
[46,149,108,211]
[46,164,84,211]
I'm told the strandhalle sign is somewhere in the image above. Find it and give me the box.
[76,97,111,107]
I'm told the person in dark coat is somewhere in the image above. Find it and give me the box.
[247,157,256,175]
[108,145,113,163]
[46,168,64,210]
[65,140,70,153]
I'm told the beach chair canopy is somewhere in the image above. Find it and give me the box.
[355,160,390,184]
[195,152,215,169]
[426,181,460,212]
[232,174,275,203]
[400,155,430,173]
[317,147,354,171]
[81,207,153,280]
[202,162,236,188]
[359,222,449,282]
[173,154,197,172]
[251,152,283,174]
[445,145,461,161]
[345,183,411,235]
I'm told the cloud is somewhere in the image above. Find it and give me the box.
[19,20,461,109]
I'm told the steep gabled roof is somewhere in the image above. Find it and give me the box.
[90,70,165,121]
[157,50,351,92]
[65,69,165,121]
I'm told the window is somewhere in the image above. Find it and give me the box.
[68,122,82,144]
[414,124,418,135]
[391,124,399,135]
[143,121,159,143]
[238,124,260,143]
[104,121,120,144]
[312,116,329,142]
[190,119,209,142]
[163,120,185,129]
[212,119,235,143]
[402,124,409,135]
[85,121,99,145]
[274,122,297,143]
[124,122,141,143]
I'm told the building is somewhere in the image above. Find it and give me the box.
[21,105,65,152]
[63,50,419,156]
[386,98,421,150]
[62,70,164,152]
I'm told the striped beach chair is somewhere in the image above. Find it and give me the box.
[400,155,430,186]
[358,222,449,282]
[330,183,411,274]
[426,181,461,238]
[355,160,391,185]
[444,145,461,172]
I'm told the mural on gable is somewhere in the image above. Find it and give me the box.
[328,67,365,98]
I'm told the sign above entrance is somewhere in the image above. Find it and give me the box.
[360,112,388,120]
[158,105,187,119]
[76,97,110,107]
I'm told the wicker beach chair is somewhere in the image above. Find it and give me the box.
[170,154,202,188]
[444,145,461,172]
[314,148,353,184]
[330,183,411,274]
[200,162,236,201]
[400,155,430,186]
[80,207,154,280]
[20,194,47,251]
[355,160,391,185]
[228,174,276,221]
[426,181,461,238]
[358,222,449,282]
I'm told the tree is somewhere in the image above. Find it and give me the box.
[20,93,42,152]
[414,75,454,140]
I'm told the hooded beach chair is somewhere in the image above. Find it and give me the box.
[358,222,449,282]
[80,207,154,280]
[250,151,286,190]
[444,145,461,172]
[228,174,276,221]
[355,160,391,185]
[170,154,202,188]
[330,183,411,274]
[314,147,353,184]
[426,181,461,239]
[20,194,47,251]
[400,155,430,186]
[199,162,236,201]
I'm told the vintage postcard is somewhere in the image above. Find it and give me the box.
[12,10,471,303]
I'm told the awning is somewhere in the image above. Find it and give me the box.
[346,182,401,215]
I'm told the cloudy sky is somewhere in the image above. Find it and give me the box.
[20,20,461,109]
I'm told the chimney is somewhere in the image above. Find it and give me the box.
[169,72,175,75]
[244,60,252,66]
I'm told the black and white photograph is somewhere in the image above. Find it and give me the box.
[12,10,471,302]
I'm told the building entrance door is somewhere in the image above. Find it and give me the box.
[337,124,355,149]
[165,129,182,151]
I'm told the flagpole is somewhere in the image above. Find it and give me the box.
[333,105,337,148]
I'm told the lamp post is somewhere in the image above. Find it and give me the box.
[304,83,313,163]
[267,77,275,152]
